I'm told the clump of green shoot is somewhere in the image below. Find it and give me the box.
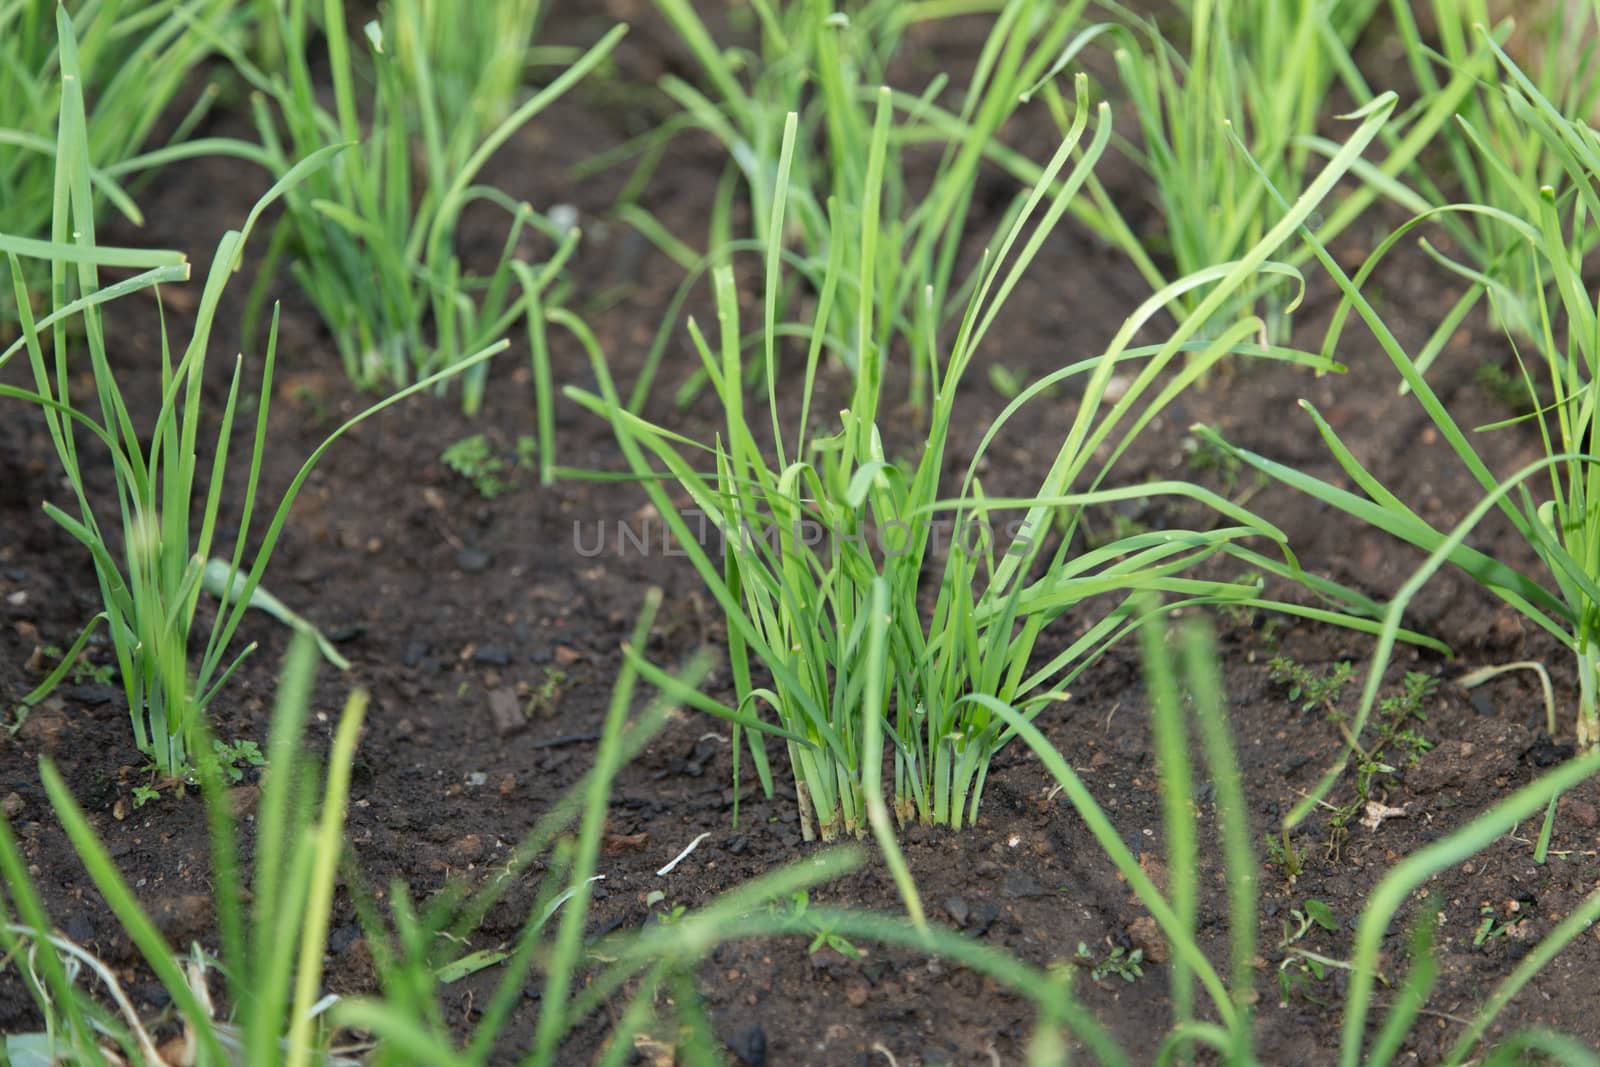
[0,0,241,324]
[0,635,368,1066]
[0,10,502,776]
[1001,601,1600,1064]
[1097,0,1471,338]
[605,0,1157,412]
[1384,0,1600,348]
[217,0,620,427]
[573,78,1419,846]
[1200,30,1600,751]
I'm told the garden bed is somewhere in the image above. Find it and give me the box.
[4,3,1600,1065]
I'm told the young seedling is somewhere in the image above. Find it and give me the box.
[1198,31,1600,754]
[1276,899,1343,1006]
[1075,941,1145,984]
[0,0,242,322]
[608,0,1158,413]
[574,79,1418,849]
[215,0,620,426]
[1268,656,1357,714]
[0,10,501,776]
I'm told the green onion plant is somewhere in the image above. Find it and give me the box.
[216,0,621,417]
[0,634,367,1067]
[0,0,240,325]
[0,605,1100,1066]
[996,602,1600,1065]
[1199,33,1600,752]
[605,0,1160,412]
[1382,0,1600,347]
[572,83,1429,842]
[1098,0,1474,338]
[0,9,503,777]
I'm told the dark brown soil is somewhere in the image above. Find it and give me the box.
[4,6,1600,1066]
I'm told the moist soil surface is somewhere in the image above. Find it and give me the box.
[4,6,1600,1066]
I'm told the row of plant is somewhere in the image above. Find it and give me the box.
[12,608,1599,1065]
[5,0,1600,1061]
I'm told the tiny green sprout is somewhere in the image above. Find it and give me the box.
[655,904,688,927]
[1265,829,1304,881]
[132,785,161,809]
[1276,900,1345,1006]
[1473,903,1525,947]
[1328,670,1435,833]
[770,890,863,959]
[210,739,268,784]
[1182,433,1247,492]
[1474,362,1537,416]
[1302,899,1338,934]
[441,435,512,499]
[1075,942,1144,984]
[523,668,568,719]
[1278,953,1332,1007]
[515,435,538,471]
[988,364,1025,399]
[41,645,114,687]
[1268,656,1357,714]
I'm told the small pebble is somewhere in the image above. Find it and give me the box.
[727,1023,766,1066]
[1567,799,1598,829]
[968,901,1000,937]
[455,547,491,574]
[449,834,485,865]
[63,914,94,944]
[1,792,23,818]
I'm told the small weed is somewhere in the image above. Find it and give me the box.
[524,668,568,719]
[441,434,540,498]
[1277,952,1332,1006]
[1265,829,1305,881]
[1079,505,1151,549]
[1474,362,1537,416]
[1268,656,1356,714]
[988,364,1025,399]
[1473,902,1527,947]
[988,364,1060,400]
[771,891,863,960]
[442,435,512,499]
[1276,900,1343,1006]
[1075,941,1145,984]
[1299,899,1340,935]
[126,737,264,807]
[1325,671,1436,838]
[1182,433,1248,492]
[210,739,268,784]
[40,644,114,687]
[515,434,537,471]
